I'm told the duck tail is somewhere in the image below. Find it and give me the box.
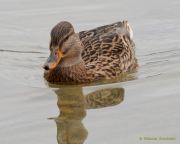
[122,20,134,39]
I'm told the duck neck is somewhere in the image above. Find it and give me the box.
[44,61,91,84]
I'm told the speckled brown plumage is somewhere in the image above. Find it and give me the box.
[44,21,138,84]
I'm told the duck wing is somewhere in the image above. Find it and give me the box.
[79,21,127,41]
[78,22,137,79]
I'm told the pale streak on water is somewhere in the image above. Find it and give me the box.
[0,0,180,144]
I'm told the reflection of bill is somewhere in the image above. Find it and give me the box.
[50,84,124,144]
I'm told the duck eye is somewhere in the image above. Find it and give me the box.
[62,50,66,54]
[60,49,68,55]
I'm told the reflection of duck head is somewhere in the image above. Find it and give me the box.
[48,83,124,144]
[53,85,87,144]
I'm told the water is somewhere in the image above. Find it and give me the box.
[0,0,180,143]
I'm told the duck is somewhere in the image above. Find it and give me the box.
[43,21,138,84]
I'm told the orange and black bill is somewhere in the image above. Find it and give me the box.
[43,49,63,71]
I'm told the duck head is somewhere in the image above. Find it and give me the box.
[43,21,83,72]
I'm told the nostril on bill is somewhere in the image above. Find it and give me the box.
[43,65,50,70]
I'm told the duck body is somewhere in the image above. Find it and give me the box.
[44,21,138,84]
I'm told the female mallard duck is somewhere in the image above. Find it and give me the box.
[43,21,138,84]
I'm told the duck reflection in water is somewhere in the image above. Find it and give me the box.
[49,84,124,144]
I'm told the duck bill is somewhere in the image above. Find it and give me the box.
[44,50,63,70]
